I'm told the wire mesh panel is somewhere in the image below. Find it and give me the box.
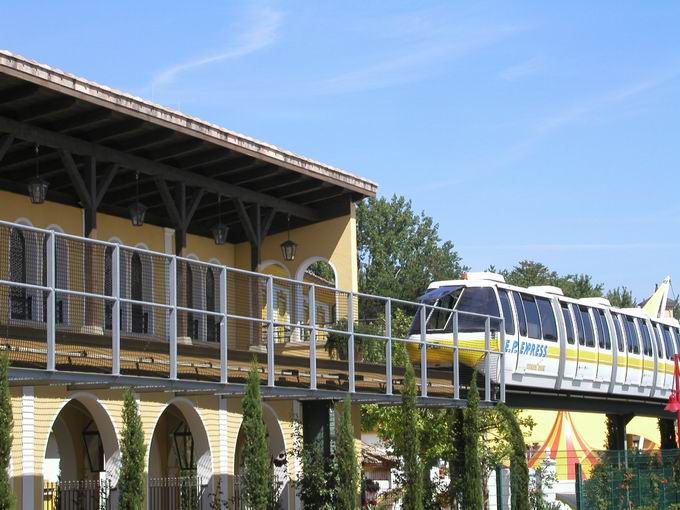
[177,309,221,382]
[119,305,171,378]
[390,338,423,396]
[316,329,351,392]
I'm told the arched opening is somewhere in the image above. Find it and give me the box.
[130,252,144,334]
[42,396,120,509]
[296,258,338,330]
[234,404,290,510]
[148,400,213,509]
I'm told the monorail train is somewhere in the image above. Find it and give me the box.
[407,272,678,400]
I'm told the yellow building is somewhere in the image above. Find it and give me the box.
[0,51,382,509]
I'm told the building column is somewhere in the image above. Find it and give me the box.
[21,386,35,510]
[219,396,228,499]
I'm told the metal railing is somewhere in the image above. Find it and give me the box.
[43,479,111,510]
[0,220,505,402]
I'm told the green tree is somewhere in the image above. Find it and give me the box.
[241,361,278,510]
[447,408,465,508]
[0,355,13,510]
[119,389,146,510]
[298,438,336,509]
[498,260,604,299]
[399,362,423,510]
[336,395,359,510]
[357,195,466,305]
[606,287,636,308]
[463,373,483,510]
[497,403,529,510]
[658,418,678,450]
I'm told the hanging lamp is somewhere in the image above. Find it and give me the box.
[128,171,147,227]
[280,214,298,261]
[27,144,49,204]
[211,194,229,245]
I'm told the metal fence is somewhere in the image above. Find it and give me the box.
[43,480,111,510]
[576,449,680,510]
[149,476,205,510]
[0,220,505,402]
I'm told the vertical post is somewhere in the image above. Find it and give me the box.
[348,291,355,393]
[309,285,317,391]
[220,267,228,384]
[385,299,392,396]
[111,245,120,376]
[46,231,55,371]
[484,316,491,402]
[169,256,177,380]
[500,318,506,403]
[267,276,275,387]
[453,311,460,400]
[495,464,504,510]
[575,463,583,510]
[420,303,428,398]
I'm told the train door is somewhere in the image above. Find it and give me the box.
[593,308,613,384]
[637,318,655,389]
[512,293,557,383]
[511,292,528,373]
[610,313,627,389]
[660,325,676,392]
[558,301,577,381]
[571,304,597,382]
[622,316,643,387]
[498,288,519,375]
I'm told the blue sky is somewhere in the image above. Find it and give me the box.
[2,1,679,300]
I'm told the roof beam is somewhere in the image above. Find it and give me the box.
[18,97,76,122]
[0,134,13,163]
[0,115,318,220]
[0,84,39,104]
[58,150,92,207]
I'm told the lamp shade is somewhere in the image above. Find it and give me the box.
[128,201,147,227]
[665,398,680,413]
[280,239,297,261]
[211,223,229,245]
[27,176,48,204]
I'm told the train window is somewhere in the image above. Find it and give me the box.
[637,319,653,356]
[536,297,557,341]
[611,313,625,352]
[498,289,515,335]
[512,292,528,337]
[663,326,675,360]
[415,287,463,335]
[521,294,542,339]
[673,328,680,358]
[560,303,575,345]
[456,287,500,333]
[624,317,640,355]
[571,304,585,345]
[578,306,595,348]
[596,310,612,350]
[652,325,664,359]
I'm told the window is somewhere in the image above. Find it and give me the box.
[624,316,640,355]
[104,246,113,330]
[186,265,195,338]
[498,289,515,335]
[206,268,217,342]
[521,294,542,340]
[595,310,612,350]
[578,306,595,348]
[673,328,680,358]
[571,304,585,345]
[513,292,528,337]
[130,253,145,334]
[456,287,500,333]
[425,288,461,333]
[662,326,675,360]
[9,228,29,320]
[637,319,653,356]
[536,297,557,341]
[560,303,575,345]
[611,313,625,352]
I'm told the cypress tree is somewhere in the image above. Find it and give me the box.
[335,395,359,510]
[119,388,146,510]
[447,407,465,509]
[658,418,678,450]
[496,403,529,510]
[400,362,423,510]
[462,373,483,510]
[241,361,277,510]
[0,355,13,509]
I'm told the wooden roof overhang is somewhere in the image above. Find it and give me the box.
[0,51,377,255]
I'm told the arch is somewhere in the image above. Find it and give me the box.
[294,256,338,287]
[9,227,28,320]
[259,260,291,279]
[13,217,33,227]
[41,393,121,486]
[234,403,290,509]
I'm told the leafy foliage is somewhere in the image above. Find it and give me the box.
[496,260,604,298]
[0,355,12,510]
[529,459,561,510]
[297,437,337,509]
[399,362,423,510]
[357,195,466,304]
[658,418,678,450]
[447,408,465,508]
[606,287,636,308]
[241,361,279,510]
[497,403,529,510]
[463,374,484,510]
[119,389,146,510]
[336,395,359,510]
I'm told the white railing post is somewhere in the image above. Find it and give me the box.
[309,285,317,390]
[385,299,392,396]
[169,256,178,380]
[220,267,228,384]
[453,312,460,400]
[420,303,427,398]
[46,231,55,371]
[267,276,275,387]
[500,318,506,403]
[348,292,355,393]
[484,316,491,402]
[111,245,120,376]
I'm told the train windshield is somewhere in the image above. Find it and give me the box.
[410,286,500,335]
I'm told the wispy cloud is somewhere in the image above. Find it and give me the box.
[465,242,680,252]
[150,6,283,90]
[499,57,543,81]
[316,20,528,95]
